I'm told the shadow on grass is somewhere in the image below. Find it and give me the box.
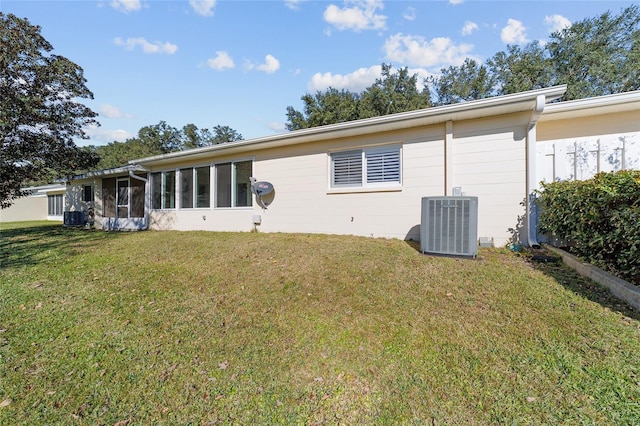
[527,251,640,321]
[0,223,120,269]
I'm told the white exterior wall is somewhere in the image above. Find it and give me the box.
[0,185,66,223]
[451,114,529,245]
[145,117,532,245]
[536,110,640,183]
[148,128,446,240]
[0,194,48,222]
[251,129,446,240]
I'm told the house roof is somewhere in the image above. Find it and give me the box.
[131,85,568,168]
[539,90,640,121]
[73,164,148,180]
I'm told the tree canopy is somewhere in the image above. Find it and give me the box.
[287,5,640,129]
[90,121,243,170]
[286,64,432,131]
[1,13,99,208]
[429,5,640,105]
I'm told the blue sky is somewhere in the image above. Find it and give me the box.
[1,0,636,145]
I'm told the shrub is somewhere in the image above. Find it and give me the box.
[536,170,640,285]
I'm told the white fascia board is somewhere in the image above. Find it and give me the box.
[133,85,567,168]
[73,164,148,180]
[540,90,640,121]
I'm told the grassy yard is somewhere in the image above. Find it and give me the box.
[1,222,639,424]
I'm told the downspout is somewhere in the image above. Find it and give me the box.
[525,94,546,248]
[129,170,149,230]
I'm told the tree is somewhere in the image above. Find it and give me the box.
[360,63,431,117]
[285,64,430,130]
[0,13,99,208]
[137,121,182,154]
[428,58,495,106]
[429,6,640,104]
[546,5,640,100]
[486,42,552,96]
[92,121,243,169]
[211,125,243,144]
[286,88,361,131]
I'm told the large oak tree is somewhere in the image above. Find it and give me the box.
[1,13,99,208]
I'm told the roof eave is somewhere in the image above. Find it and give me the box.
[540,90,640,121]
[132,85,567,168]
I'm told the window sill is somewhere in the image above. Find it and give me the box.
[327,186,402,195]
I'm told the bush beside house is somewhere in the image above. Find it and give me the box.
[537,170,640,285]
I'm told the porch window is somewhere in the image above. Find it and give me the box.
[178,166,210,209]
[180,168,194,208]
[47,194,63,216]
[330,145,401,189]
[196,166,210,208]
[163,171,176,209]
[103,176,146,219]
[151,171,176,209]
[215,160,252,208]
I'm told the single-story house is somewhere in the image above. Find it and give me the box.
[0,183,67,223]
[64,85,639,247]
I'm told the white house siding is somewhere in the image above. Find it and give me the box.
[451,113,530,245]
[0,193,48,222]
[143,127,446,240]
[536,110,640,183]
[145,118,532,245]
[0,185,66,223]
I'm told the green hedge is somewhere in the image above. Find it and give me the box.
[536,170,640,285]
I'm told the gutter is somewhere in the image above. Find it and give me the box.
[525,94,548,248]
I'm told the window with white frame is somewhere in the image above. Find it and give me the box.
[151,171,176,209]
[215,160,252,208]
[48,194,63,216]
[179,166,210,209]
[330,145,401,189]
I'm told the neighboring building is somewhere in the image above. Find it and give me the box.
[65,86,640,247]
[0,184,67,223]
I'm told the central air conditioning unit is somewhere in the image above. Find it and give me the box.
[420,196,478,257]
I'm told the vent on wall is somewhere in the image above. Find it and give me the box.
[420,196,479,257]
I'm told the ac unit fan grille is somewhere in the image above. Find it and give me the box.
[420,196,478,257]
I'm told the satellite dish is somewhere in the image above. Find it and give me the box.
[254,181,273,196]
[250,178,275,209]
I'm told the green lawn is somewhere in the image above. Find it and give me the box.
[1,222,639,424]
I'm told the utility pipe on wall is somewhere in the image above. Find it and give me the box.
[525,94,546,248]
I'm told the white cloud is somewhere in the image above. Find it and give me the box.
[110,0,141,13]
[99,104,130,119]
[383,33,475,68]
[545,14,571,33]
[308,65,382,92]
[462,21,478,36]
[284,0,305,10]
[114,37,178,54]
[267,122,286,132]
[308,64,432,93]
[403,7,416,21]
[84,125,132,144]
[206,51,235,70]
[256,54,281,74]
[323,0,386,32]
[189,0,216,17]
[449,0,464,5]
[501,18,528,44]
